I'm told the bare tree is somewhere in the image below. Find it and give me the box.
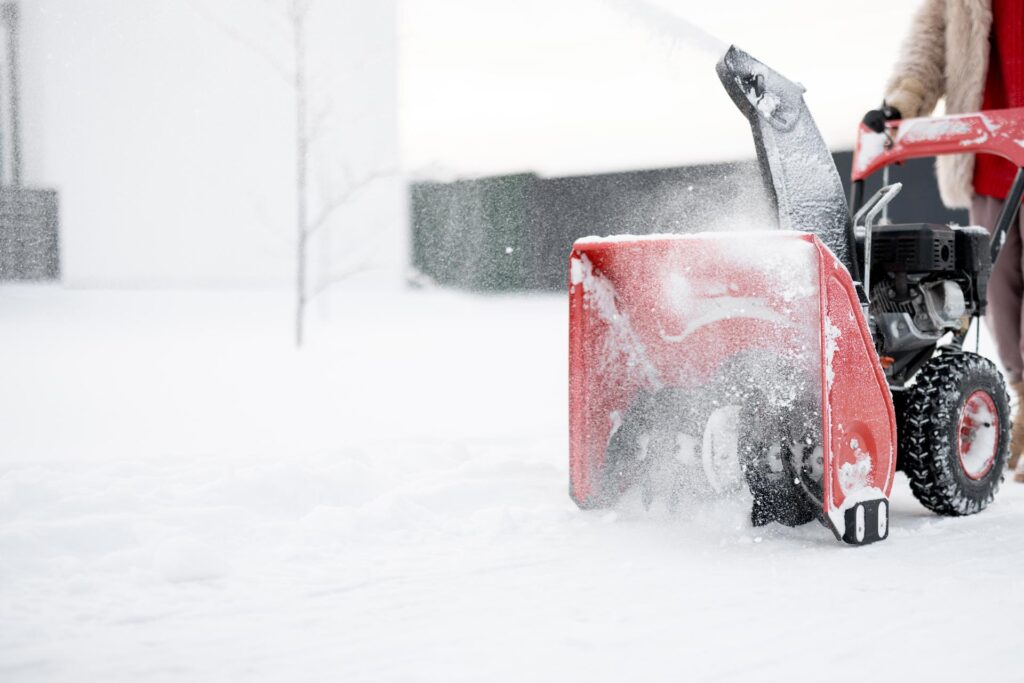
[191,0,393,346]
[291,0,310,346]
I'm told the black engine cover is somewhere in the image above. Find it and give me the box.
[955,226,993,311]
[954,226,991,274]
[871,223,955,274]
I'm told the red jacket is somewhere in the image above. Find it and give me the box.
[973,0,1024,200]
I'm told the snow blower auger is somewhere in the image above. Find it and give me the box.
[568,46,1022,545]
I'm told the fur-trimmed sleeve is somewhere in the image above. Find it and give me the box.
[884,0,947,117]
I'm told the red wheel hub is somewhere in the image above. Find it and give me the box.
[958,390,999,480]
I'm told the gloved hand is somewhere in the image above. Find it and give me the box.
[862,104,902,133]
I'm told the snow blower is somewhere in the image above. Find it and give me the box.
[569,46,1024,545]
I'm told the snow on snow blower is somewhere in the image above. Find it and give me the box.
[568,46,1024,545]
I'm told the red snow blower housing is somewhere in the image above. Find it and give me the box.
[569,47,1023,545]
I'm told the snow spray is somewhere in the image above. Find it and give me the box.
[598,0,775,233]
[602,0,728,59]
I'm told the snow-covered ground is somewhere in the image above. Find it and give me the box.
[2,287,1024,682]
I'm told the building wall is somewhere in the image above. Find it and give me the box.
[18,0,403,288]
[411,153,968,292]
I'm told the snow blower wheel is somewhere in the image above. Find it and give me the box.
[890,389,909,472]
[899,352,1010,516]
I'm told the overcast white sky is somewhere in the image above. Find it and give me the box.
[399,0,920,178]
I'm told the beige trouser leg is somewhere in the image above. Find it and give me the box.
[970,194,1024,475]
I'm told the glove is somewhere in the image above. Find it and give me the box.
[862,104,902,133]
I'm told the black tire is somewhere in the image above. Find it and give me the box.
[900,352,1010,516]
[890,389,909,472]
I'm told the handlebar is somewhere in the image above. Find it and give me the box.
[852,108,1024,182]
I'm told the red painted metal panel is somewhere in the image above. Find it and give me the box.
[852,108,1024,181]
[568,233,896,536]
[813,240,896,529]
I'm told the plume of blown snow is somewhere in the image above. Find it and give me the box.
[602,0,728,59]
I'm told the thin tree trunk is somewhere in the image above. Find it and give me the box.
[293,2,308,347]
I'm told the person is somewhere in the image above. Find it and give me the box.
[865,0,1024,480]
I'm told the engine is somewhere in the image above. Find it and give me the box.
[867,222,991,355]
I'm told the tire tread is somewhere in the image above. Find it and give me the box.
[900,352,1009,516]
